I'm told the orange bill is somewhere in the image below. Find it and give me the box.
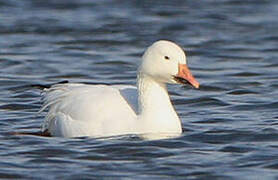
[176,64,199,88]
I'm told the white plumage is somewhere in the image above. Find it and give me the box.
[40,40,199,139]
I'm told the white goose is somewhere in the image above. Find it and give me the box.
[40,40,199,139]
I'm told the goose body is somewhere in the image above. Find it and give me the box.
[41,40,199,139]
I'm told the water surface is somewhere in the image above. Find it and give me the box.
[0,0,278,179]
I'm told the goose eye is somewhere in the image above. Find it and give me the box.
[164,56,170,60]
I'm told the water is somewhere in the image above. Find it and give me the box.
[0,0,278,179]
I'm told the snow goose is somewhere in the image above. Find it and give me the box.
[40,40,199,139]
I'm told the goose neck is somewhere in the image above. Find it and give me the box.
[137,72,168,113]
[136,71,181,133]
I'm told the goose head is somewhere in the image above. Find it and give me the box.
[140,40,199,88]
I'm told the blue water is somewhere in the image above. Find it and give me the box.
[1,0,278,179]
